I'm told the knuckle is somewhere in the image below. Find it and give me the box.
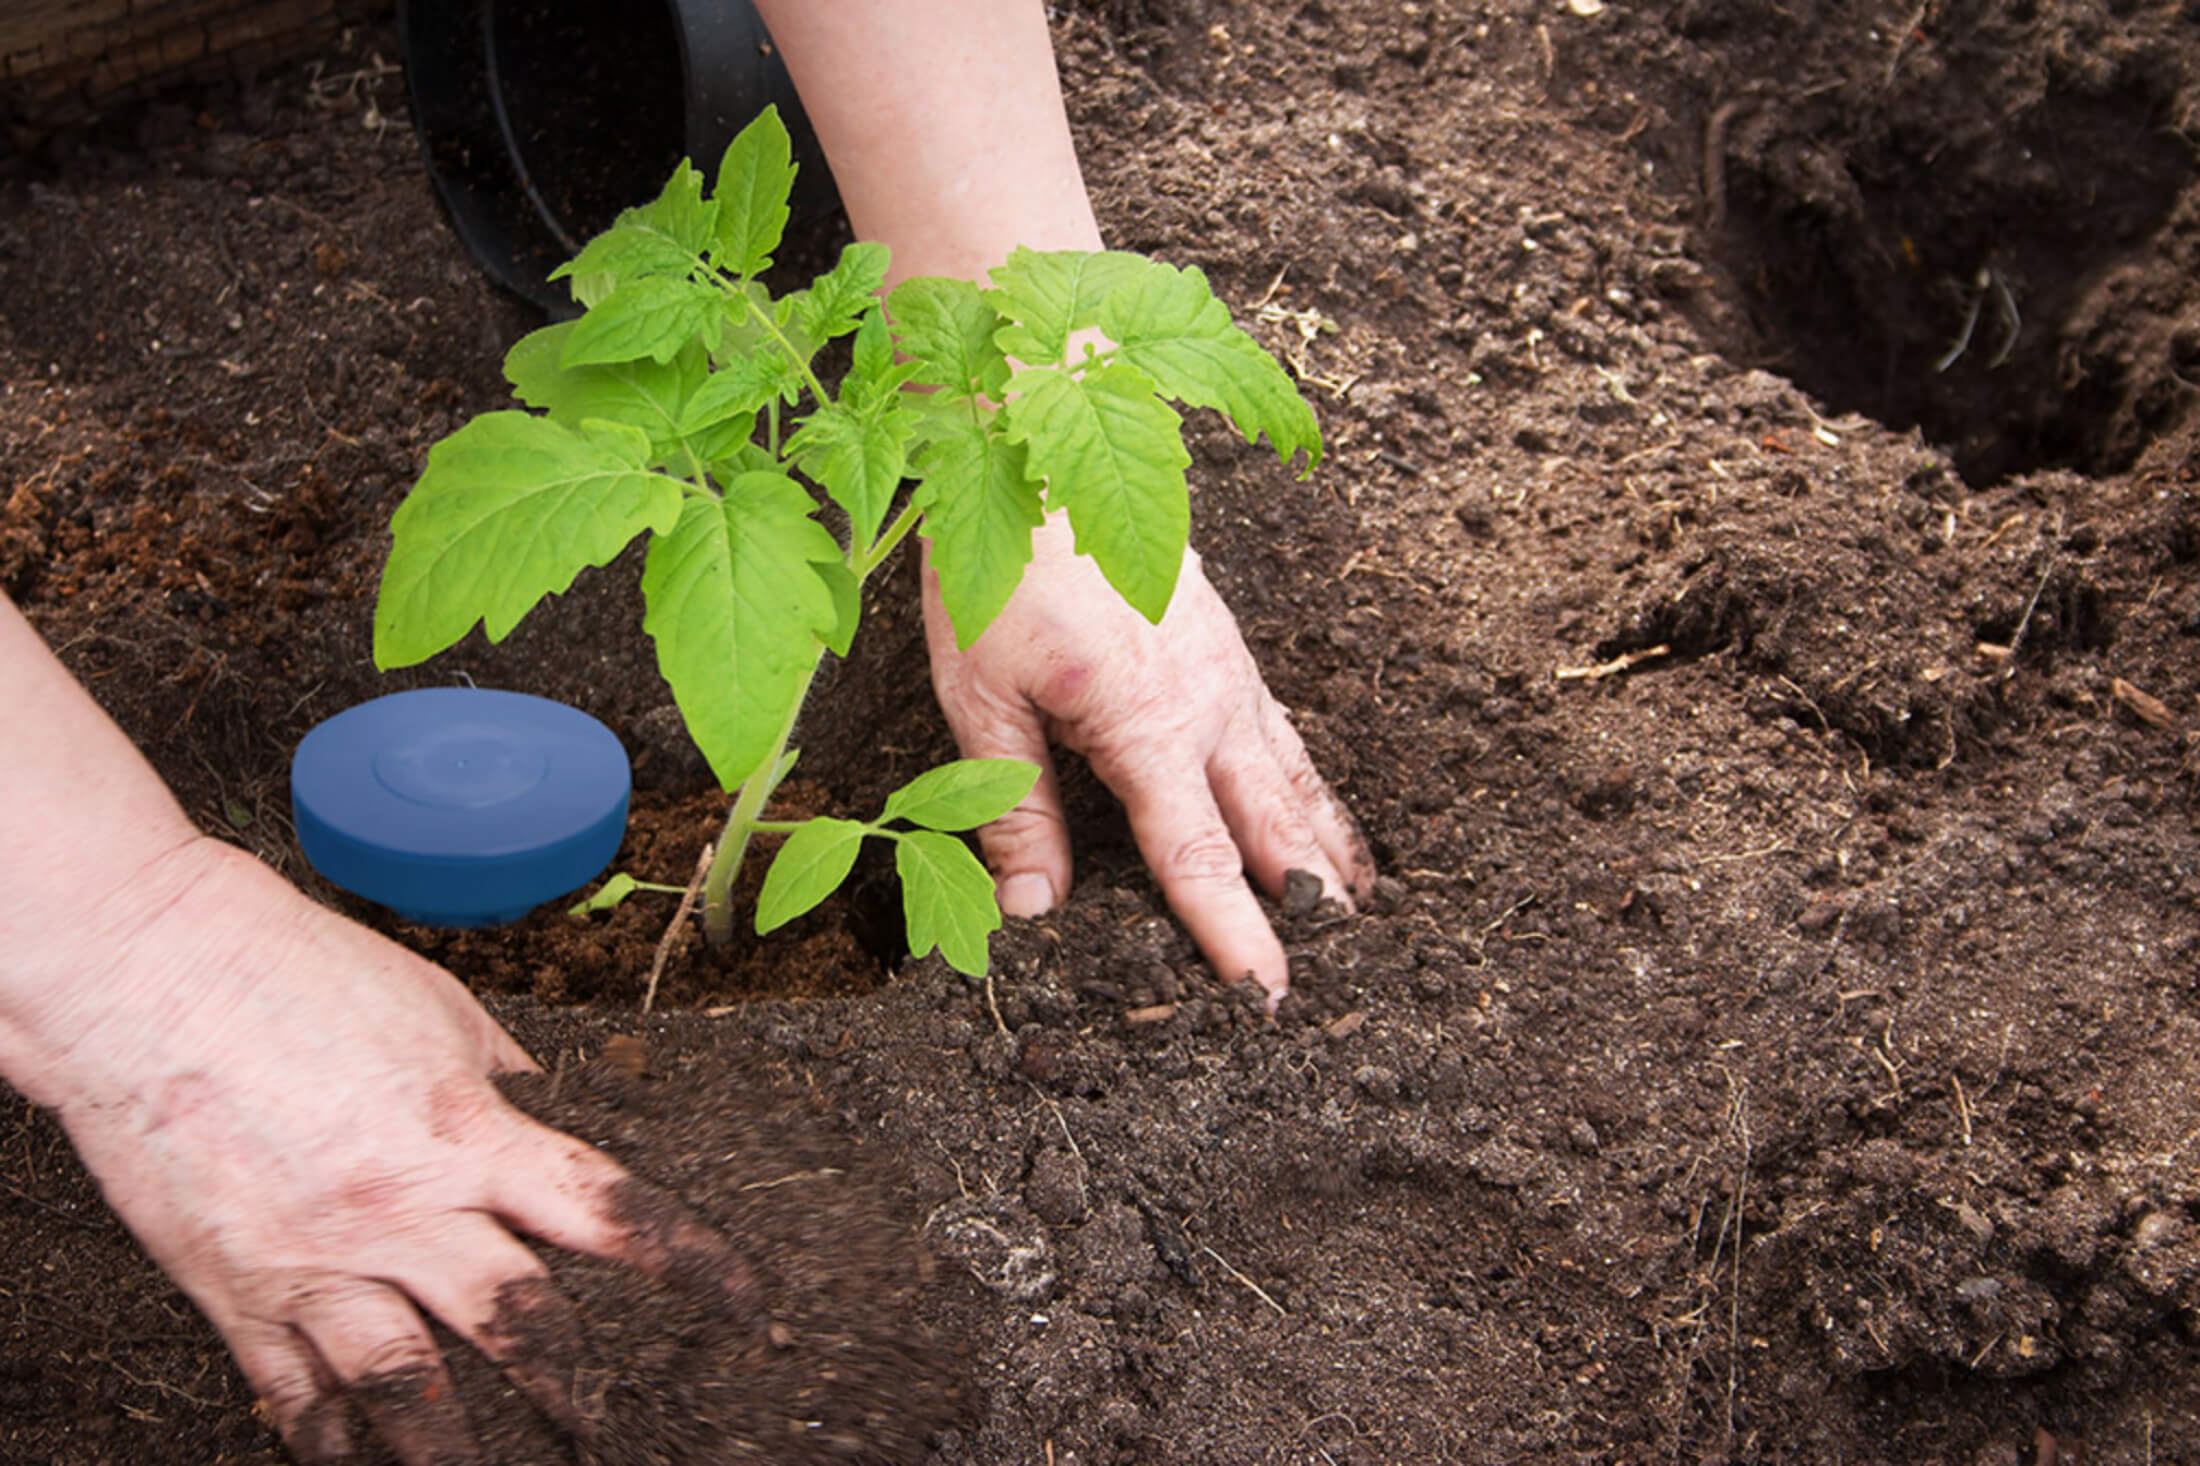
[1259,802,1323,861]
[1162,827,1245,886]
[983,801,1065,845]
[350,1333,437,1383]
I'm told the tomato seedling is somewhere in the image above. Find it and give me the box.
[374,109,1319,975]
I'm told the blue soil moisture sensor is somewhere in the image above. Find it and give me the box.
[292,687,631,927]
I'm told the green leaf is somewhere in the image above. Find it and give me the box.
[881,759,1040,831]
[506,326,704,459]
[911,409,1042,648]
[679,351,803,436]
[549,160,715,303]
[851,303,898,386]
[1098,257,1322,474]
[713,107,795,278]
[562,276,715,368]
[712,281,778,362]
[638,472,843,789]
[755,817,869,933]
[887,276,1009,398]
[999,363,1190,621]
[569,872,641,917]
[375,412,682,667]
[788,241,890,344]
[984,248,1144,366]
[786,394,916,549]
[896,830,1002,976]
[815,560,860,658]
[701,439,781,484]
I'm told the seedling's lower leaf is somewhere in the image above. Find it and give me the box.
[375,412,682,668]
[1098,257,1323,474]
[639,472,843,790]
[1000,363,1190,622]
[756,817,869,933]
[895,830,1002,976]
[882,759,1040,831]
[570,872,641,916]
[506,326,703,461]
[887,276,1009,399]
[786,394,916,549]
[563,276,716,368]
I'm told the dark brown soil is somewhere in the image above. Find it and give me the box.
[6,3,2200,1463]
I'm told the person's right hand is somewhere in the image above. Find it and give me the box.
[20,836,746,1465]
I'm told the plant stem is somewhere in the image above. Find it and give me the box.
[699,655,822,945]
[710,270,832,407]
[854,501,924,582]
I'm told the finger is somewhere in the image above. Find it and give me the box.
[948,711,1073,919]
[488,1125,758,1314]
[1110,758,1292,1009]
[222,1315,351,1463]
[1259,698,1375,896]
[398,1218,586,1436]
[1207,724,1352,907]
[292,1279,476,1466]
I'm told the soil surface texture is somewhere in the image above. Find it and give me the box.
[5,2,2200,1463]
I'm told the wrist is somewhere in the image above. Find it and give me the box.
[0,836,296,1110]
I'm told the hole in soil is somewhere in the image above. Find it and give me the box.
[1703,85,2194,485]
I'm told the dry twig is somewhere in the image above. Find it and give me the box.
[642,841,714,1014]
[1556,644,1671,682]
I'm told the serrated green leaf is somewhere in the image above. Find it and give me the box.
[788,241,890,344]
[844,306,924,407]
[639,472,843,789]
[1097,257,1322,474]
[852,304,896,385]
[375,412,682,667]
[911,409,1042,647]
[881,759,1041,831]
[895,830,1002,976]
[755,817,869,933]
[999,363,1189,621]
[815,560,860,658]
[887,276,1009,398]
[569,872,641,916]
[713,107,795,278]
[701,439,781,484]
[563,276,716,367]
[786,395,915,549]
[713,281,777,362]
[679,352,803,436]
[549,161,715,301]
[687,412,761,470]
[506,326,704,460]
[984,248,1144,366]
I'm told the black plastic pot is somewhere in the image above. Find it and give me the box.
[397,0,837,314]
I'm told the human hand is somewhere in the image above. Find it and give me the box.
[922,517,1371,1010]
[21,838,748,1465]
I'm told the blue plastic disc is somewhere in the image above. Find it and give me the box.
[292,687,630,927]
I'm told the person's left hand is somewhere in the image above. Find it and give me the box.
[921,516,1371,1010]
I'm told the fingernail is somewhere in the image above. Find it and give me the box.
[997,872,1056,918]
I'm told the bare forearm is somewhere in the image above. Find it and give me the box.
[0,594,218,1097]
[753,0,1103,284]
